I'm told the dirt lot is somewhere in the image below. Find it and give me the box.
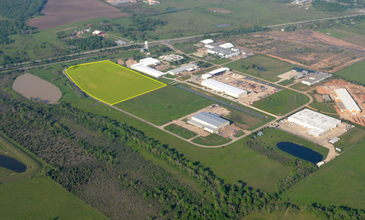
[234,30,365,73]
[208,8,232,14]
[191,71,281,105]
[318,79,365,126]
[27,0,130,29]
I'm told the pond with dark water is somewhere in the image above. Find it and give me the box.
[277,142,323,163]
[0,155,27,173]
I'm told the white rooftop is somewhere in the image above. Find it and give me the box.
[335,89,361,112]
[219,43,234,49]
[208,67,230,75]
[137,57,161,66]
[191,112,229,128]
[131,65,166,78]
[200,39,214,44]
[201,79,247,96]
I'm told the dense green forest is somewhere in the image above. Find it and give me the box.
[1,70,365,219]
[65,36,116,51]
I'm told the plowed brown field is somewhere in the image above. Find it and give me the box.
[27,0,130,29]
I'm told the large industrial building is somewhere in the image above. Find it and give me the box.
[335,88,361,114]
[288,109,341,136]
[199,39,214,45]
[167,63,199,75]
[207,47,241,58]
[301,72,332,86]
[201,67,229,79]
[201,79,247,98]
[130,58,167,78]
[188,112,230,133]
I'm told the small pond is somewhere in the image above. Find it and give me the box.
[0,155,27,173]
[277,142,323,163]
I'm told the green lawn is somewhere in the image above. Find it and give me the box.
[253,89,310,116]
[309,101,337,114]
[164,123,198,139]
[115,86,214,125]
[192,134,231,146]
[334,59,365,85]
[225,110,264,130]
[225,55,296,82]
[254,128,329,158]
[334,127,365,151]
[278,79,294,86]
[68,98,292,192]
[281,139,365,210]
[66,60,166,105]
[0,177,107,220]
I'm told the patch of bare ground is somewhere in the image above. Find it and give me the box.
[208,8,232,13]
[234,30,365,72]
[27,0,130,29]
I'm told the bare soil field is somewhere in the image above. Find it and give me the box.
[234,30,365,73]
[12,74,62,104]
[27,0,130,29]
[208,8,232,13]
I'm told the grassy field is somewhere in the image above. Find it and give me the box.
[115,86,213,125]
[290,82,312,91]
[192,134,231,146]
[253,89,310,115]
[281,139,365,210]
[68,98,292,192]
[334,127,365,151]
[334,59,365,85]
[225,55,296,82]
[278,79,294,86]
[309,101,337,114]
[66,60,166,105]
[254,128,329,158]
[0,177,107,220]
[164,123,198,139]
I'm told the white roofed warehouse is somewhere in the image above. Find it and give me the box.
[207,47,240,58]
[335,89,361,114]
[167,63,199,75]
[201,79,247,98]
[130,58,167,78]
[288,109,341,137]
[188,112,230,133]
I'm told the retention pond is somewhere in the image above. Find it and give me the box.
[277,142,323,163]
[0,155,27,173]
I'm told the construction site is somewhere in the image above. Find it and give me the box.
[315,79,365,126]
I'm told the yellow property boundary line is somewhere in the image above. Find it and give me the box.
[65,60,166,105]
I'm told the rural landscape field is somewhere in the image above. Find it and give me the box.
[2,0,365,219]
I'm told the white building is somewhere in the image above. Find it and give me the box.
[188,112,230,133]
[219,43,234,49]
[201,73,212,80]
[288,109,341,137]
[200,39,214,45]
[207,47,241,58]
[335,89,361,114]
[167,63,199,75]
[130,58,167,78]
[201,79,247,98]
[92,30,103,35]
[208,67,230,76]
[301,72,332,86]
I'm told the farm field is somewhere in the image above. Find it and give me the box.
[254,128,329,158]
[68,98,293,192]
[0,177,107,220]
[281,139,365,210]
[164,124,197,139]
[253,89,310,115]
[333,59,365,85]
[225,55,296,82]
[115,86,213,125]
[66,60,166,105]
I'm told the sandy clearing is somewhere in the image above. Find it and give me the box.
[12,74,62,104]
[208,8,232,14]
[27,0,130,29]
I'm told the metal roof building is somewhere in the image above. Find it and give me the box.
[130,58,167,78]
[188,112,230,133]
[201,79,247,98]
[219,43,234,49]
[288,109,341,137]
[335,89,361,114]
[199,39,214,45]
[167,63,199,75]
[207,47,240,58]
[208,67,229,76]
[301,72,332,86]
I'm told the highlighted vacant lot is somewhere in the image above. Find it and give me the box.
[66,61,166,105]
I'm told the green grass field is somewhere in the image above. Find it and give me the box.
[281,139,365,210]
[68,98,292,192]
[334,127,365,151]
[334,60,365,85]
[225,55,296,82]
[253,89,310,115]
[115,86,214,125]
[0,177,107,220]
[192,134,231,146]
[290,82,312,91]
[254,128,329,158]
[278,79,294,86]
[66,60,166,105]
[164,123,198,139]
